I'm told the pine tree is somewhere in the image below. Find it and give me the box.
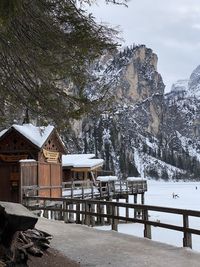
[0,0,127,128]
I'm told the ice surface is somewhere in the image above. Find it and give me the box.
[95,180,200,252]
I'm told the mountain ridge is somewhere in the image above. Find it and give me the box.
[64,44,200,180]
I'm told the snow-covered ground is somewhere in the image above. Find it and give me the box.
[95,180,200,252]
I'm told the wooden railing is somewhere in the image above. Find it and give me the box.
[24,196,200,249]
[62,179,147,198]
[22,180,147,199]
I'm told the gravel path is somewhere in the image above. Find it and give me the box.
[36,218,200,267]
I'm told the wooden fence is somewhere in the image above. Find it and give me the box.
[58,179,146,199]
[22,179,147,200]
[24,196,200,249]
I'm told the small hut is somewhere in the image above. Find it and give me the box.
[0,123,66,203]
[62,154,104,184]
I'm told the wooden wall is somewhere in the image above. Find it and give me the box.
[20,161,38,187]
[20,161,62,200]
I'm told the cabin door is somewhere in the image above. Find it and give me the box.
[0,164,11,201]
[0,163,20,202]
[10,164,20,202]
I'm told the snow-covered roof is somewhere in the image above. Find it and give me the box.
[97,176,118,182]
[62,154,104,169]
[0,129,7,138]
[19,159,36,162]
[0,123,54,149]
[127,177,147,181]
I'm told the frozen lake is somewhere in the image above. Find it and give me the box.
[95,181,200,252]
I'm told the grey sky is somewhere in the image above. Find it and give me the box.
[88,0,200,92]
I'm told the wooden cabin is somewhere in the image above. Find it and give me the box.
[0,123,66,203]
[62,154,104,184]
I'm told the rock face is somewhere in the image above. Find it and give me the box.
[65,45,200,180]
[66,45,167,179]
[163,65,200,179]
[165,66,200,141]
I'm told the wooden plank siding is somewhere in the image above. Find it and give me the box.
[38,162,51,197]
[20,162,38,187]
[20,161,38,202]
[50,163,62,197]
[20,161,62,199]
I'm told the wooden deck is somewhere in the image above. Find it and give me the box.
[22,179,147,200]
[62,179,147,199]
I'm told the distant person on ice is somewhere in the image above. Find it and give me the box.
[172,192,179,198]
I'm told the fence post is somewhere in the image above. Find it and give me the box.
[69,202,75,223]
[106,198,112,224]
[71,183,74,198]
[91,184,94,199]
[116,198,120,217]
[81,202,85,224]
[107,182,110,198]
[76,202,81,224]
[141,193,145,204]
[82,185,84,199]
[55,203,62,220]
[112,204,118,231]
[100,203,105,225]
[23,196,29,207]
[43,200,48,218]
[183,214,192,248]
[99,182,102,198]
[126,181,128,193]
[143,209,151,239]
[90,203,96,226]
[131,182,134,195]
[126,196,129,222]
[113,181,116,196]
[85,201,90,226]
[134,194,138,218]
[96,202,101,225]
[63,201,69,223]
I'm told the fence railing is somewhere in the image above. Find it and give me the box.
[22,180,147,199]
[62,180,147,198]
[24,196,200,249]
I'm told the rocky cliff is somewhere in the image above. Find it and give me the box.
[64,45,200,180]
[162,66,200,179]
[64,46,170,179]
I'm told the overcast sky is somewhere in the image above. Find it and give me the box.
[88,0,200,92]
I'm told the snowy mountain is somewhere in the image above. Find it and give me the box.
[63,45,200,181]
[163,65,200,180]
[188,65,200,98]
[171,79,188,92]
